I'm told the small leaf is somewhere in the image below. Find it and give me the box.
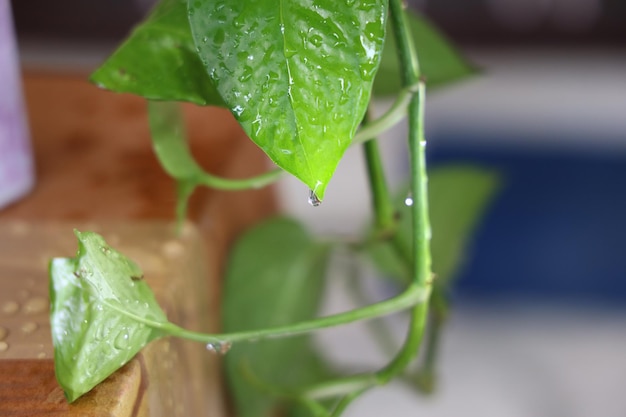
[146,101,283,226]
[366,166,500,286]
[49,231,168,402]
[188,0,388,199]
[373,11,477,96]
[223,217,332,417]
[90,0,224,106]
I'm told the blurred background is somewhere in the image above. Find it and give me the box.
[10,0,626,416]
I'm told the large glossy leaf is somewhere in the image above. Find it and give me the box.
[366,166,500,285]
[188,0,387,199]
[91,0,224,106]
[223,217,332,417]
[373,11,477,96]
[49,231,168,402]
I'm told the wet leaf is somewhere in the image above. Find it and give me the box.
[366,166,500,285]
[373,11,477,96]
[223,217,332,417]
[188,0,387,199]
[91,0,224,106]
[49,231,168,402]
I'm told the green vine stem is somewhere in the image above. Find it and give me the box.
[352,82,419,146]
[286,1,434,403]
[376,0,432,383]
[148,79,415,194]
[159,283,429,345]
[147,101,284,190]
[362,109,395,233]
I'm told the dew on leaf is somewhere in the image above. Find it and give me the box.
[309,34,323,47]
[95,323,110,341]
[114,330,130,350]
[284,47,298,59]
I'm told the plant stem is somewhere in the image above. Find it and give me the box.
[148,101,284,191]
[377,0,432,383]
[362,110,395,233]
[352,82,419,146]
[330,389,369,417]
[160,283,428,344]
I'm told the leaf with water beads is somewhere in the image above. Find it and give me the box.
[49,230,169,402]
[188,0,388,199]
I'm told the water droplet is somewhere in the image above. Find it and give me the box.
[284,47,298,58]
[100,245,111,255]
[95,324,109,341]
[0,341,8,352]
[24,297,48,314]
[346,0,356,5]
[213,28,225,45]
[206,341,232,354]
[202,36,209,43]
[308,189,322,207]
[21,322,38,334]
[405,194,414,206]
[2,301,19,315]
[114,330,130,350]
[162,240,184,259]
[0,326,8,340]
[309,34,323,47]
[238,66,253,83]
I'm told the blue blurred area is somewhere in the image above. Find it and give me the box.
[430,141,626,305]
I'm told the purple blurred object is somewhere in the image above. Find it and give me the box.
[0,0,34,209]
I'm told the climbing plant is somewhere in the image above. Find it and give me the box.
[49,1,499,416]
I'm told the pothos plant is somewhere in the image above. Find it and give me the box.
[48,0,499,416]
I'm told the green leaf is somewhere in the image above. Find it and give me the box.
[188,0,388,199]
[90,0,224,106]
[146,101,283,226]
[49,231,168,402]
[373,11,477,96]
[366,166,500,286]
[223,217,332,417]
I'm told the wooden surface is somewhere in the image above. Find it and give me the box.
[0,222,224,417]
[0,72,278,416]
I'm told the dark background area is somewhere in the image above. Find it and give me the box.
[12,0,626,46]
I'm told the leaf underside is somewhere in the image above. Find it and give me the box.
[49,231,168,402]
[367,166,500,285]
[188,0,388,199]
[222,217,333,417]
